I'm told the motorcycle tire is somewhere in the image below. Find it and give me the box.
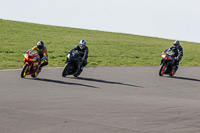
[31,71,39,78]
[169,68,176,77]
[169,71,175,77]
[73,67,83,77]
[21,64,29,78]
[62,63,70,77]
[73,71,80,77]
[159,64,166,76]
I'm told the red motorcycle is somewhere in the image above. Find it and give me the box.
[159,51,177,76]
[21,50,46,78]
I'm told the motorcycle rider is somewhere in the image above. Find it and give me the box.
[164,40,183,71]
[31,41,48,72]
[69,40,89,76]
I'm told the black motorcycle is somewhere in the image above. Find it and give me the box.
[62,51,83,77]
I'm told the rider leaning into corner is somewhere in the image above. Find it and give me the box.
[163,40,183,71]
[69,40,89,75]
[31,41,48,72]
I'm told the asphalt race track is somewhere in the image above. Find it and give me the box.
[1,66,200,133]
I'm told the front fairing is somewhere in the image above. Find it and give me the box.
[24,50,39,62]
[161,52,174,61]
[70,57,79,62]
[67,52,80,62]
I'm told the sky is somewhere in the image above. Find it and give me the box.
[0,0,200,43]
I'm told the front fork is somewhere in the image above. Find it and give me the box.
[161,61,168,73]
[24,62,31,71]
[160,59,163,65]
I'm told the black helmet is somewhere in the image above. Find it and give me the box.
[173,40,180,47]
[37,41,44,50]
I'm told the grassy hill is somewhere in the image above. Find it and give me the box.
[0,19,200,69]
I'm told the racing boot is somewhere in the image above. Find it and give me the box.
[175,65,179,72]
[38,61,48,73]
[170,65,177,76]
[38,67,42,73]
[172,65,176,72]
[73,67,83,77]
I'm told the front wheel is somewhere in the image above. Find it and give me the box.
[62,63,71,77]
[21,64,29,78]
[159,64,166,76]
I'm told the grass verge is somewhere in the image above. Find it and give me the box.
[0,19,200,69]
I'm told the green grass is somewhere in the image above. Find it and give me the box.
[0,19,200,69]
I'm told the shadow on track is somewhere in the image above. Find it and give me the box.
[69,77,143,88]
[167,76,200,82]
[27,78,99,89]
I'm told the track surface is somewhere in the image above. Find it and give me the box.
[1,66,200,133]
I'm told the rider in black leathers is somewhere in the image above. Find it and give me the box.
[164,40,183,71]
[69,40,89,75]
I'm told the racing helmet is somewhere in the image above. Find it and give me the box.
[37,41,44,51]
[79,40,86,49]
[173,40,180,48]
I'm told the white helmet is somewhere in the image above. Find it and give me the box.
[79,40,86,49]
[173,40,180,48]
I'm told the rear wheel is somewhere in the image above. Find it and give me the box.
[169,71,175,77]
[31,71,39,78]
[73,71,80,77]
[73,67,83,77]
[21,64,29,78]
[169,66,176,77]
[159,64,166,76]
[62,63,70,77]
